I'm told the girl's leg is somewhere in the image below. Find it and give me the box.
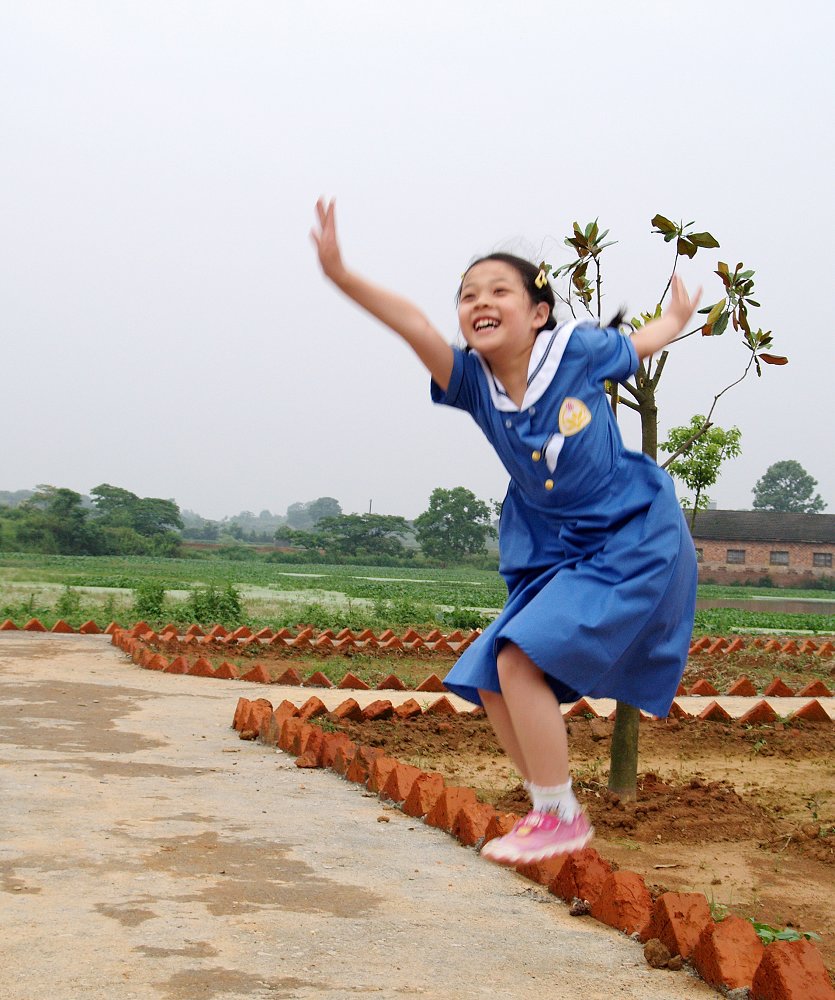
[478,688,530,780]
[495,641,569,786]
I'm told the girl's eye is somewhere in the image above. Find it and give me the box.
[461,293,475,302]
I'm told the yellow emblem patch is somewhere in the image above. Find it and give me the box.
[558,397,591,436]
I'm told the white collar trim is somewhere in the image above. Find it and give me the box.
[474,319,579,413]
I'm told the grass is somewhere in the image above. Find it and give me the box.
[0,552,833,635]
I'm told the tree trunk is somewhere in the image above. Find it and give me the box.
[608,703,640,798]
[607,383,658,801]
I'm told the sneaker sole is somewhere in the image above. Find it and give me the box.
[481,827,594,865]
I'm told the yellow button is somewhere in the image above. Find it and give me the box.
[531,450,541,462]
[544,479,554,490]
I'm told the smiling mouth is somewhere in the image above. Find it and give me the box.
[474,318,500,331]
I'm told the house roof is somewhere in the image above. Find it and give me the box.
[688,509,835,544]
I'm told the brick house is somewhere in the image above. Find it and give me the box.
[688,510,835,586]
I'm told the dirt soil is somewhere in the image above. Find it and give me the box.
[330,711,835,973]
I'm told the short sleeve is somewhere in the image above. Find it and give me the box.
[430,348,481,414]
[581,323,639,384]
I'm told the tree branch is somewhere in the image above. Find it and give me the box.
[650,350,669,390]
[660,420,713,469]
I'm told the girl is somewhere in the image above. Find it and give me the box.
[311,198,700,865]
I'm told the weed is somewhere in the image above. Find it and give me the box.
[749,920,821,945]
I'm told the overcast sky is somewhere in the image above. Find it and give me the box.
[2,1,833,521]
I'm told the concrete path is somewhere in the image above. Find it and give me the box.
[1,633,721,1000]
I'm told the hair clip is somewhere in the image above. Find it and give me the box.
[534,267,548,289]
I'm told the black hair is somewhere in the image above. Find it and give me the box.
[457,252,557,333]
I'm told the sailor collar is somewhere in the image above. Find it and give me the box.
[473,319,579,413]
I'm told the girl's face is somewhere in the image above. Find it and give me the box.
[458,260,550,360]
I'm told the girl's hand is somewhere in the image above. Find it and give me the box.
[665,275,703,334]
[311,197,347,285]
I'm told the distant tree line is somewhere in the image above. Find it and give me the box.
[0,484,183,556]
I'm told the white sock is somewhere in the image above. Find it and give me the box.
[529,779,580,821]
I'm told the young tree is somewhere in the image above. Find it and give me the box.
[660,416,742,527]
[752,460,827,513]
[544,214,788,799]
[414,487,496,560]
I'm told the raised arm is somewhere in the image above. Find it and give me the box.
[311,199,454,390]
[630,275,703,360]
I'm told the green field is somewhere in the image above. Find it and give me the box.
[0,553,833,635]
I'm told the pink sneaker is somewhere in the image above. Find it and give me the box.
[481,810,593,865]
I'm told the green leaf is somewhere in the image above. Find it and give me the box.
[651,214,678,234]
[747,299,761,307]
[677,237,697,258]
[713,311,730,337]
[688,232,720,249]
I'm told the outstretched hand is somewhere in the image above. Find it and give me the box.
[311,197,346,284]
[665,275,703,334]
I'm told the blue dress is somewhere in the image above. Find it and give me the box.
[431,319,697,718]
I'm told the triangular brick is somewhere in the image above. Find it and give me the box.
[394,698,423,720]
[564,698,599,719]
[727,676,757,696]
[402,771,445,818]
[381,636,404,650]
[254,627,273,639]
[763,677,795,697]
[337,672,370,690]
[187,657,215,677]
[296,626,314,641]
[690,679,719,696]
[415,673,446,692]
[816,641,834,657]
[78,620,102,634]
[706,638,729,655]
[164,657,189,674]
[0,619,19,630]
[275,667,302,685]
[698,700,734,723]
[797,679,833,698]
[377,629,395,641]
[737,699,779,725]
[676,682,688,696]
[452,802,495,847]
[432,638,454,653]
[425,696,457,715]
[356,628,376,641]
[361,699,394,721]
[691,636,712,651]
[780,640,799,654]
[185,624,204,636]
[789,699,832,723]
[207,624,227,637]
[214,662,239,679]
[313,635,334,650]
[241,663,271,684]
[402,628,421,642]
[333,638,358,652]
[724,637,746,653]
[763,638,782,652]
[23,618,47,632]
[425,786,478,833]
[336,627,356,640]
[51,620,75,634]
[231,626,252,639]
[376,673,405,690]
[447,630,464,642]
[104,622,121,634]
[424,629,442,641]
[273,627,292,639]
[331,698,364,721]
[303,670,333,688]
[798,639,818,654]
[298,696,328,721]
[667,701,692,720]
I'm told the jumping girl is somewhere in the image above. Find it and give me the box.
[311,199,700,864]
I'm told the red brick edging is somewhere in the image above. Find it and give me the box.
[231,694,835,1000]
